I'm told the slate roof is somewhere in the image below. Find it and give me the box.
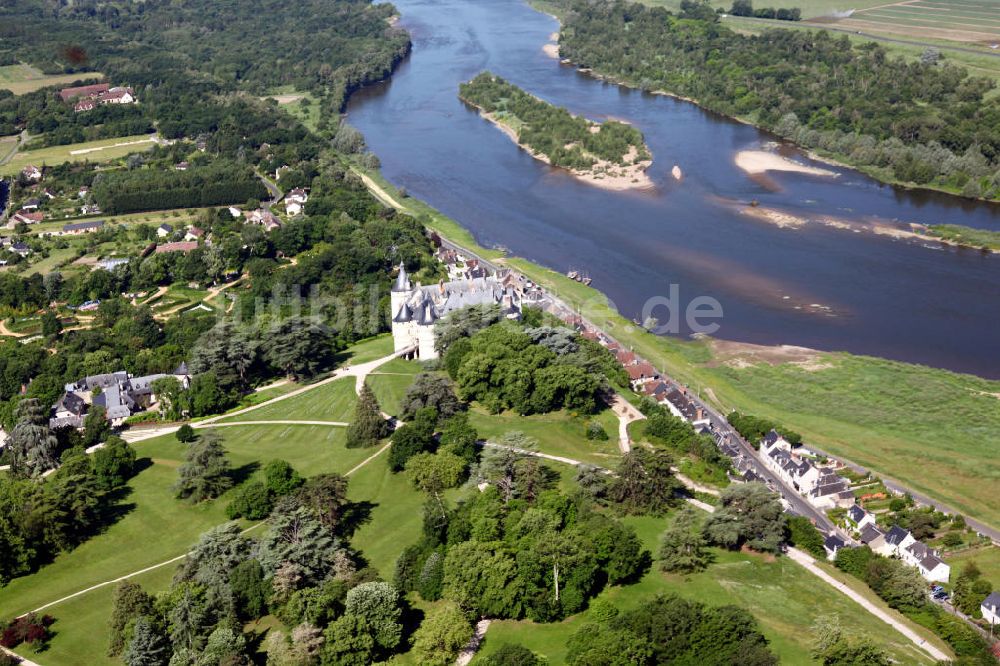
[859,524,884,545]
[884,525,912,546]
[847,505,867,523]
[983,591,1000,613]
[824,534,845,552]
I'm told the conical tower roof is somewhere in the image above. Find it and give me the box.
[392,263,411,292]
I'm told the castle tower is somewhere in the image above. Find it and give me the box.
[390,263,413,353]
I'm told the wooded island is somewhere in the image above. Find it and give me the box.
[459,72,653,190]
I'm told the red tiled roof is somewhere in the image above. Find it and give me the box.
[616,350,636,365]
[59,83,110,102]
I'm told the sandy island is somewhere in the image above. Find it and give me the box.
[473,108,653,191]
[543,32,560,59]
[735,150,837,177]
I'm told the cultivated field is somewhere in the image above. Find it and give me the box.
[0,64,103,95]
[811,0,1000,44]
[0,134,159,176]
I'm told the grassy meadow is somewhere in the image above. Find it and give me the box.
[0,133,158,176]
[0,64,103,95]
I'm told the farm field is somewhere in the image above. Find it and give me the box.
[818,0,1000,44]
[0,133,159,176]
[0,64,103,95]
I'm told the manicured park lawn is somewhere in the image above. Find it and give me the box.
[340,334,394,364]
[211,423,370,478]
[0,133,158,176]
[366,359,423,416]
[468,406,622,468]
[217,377,358,423]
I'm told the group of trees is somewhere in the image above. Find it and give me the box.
[641,398,731,483]
[834,545,996,662]
[442,321,614,416]
[0,432,137,584]
[727,411,801,447]
[92,161,267,214]
[565,593,778,664]
[557,0,1000,199]
[459,72,650,171]
[729,0,801,20]
[106,464,420,666]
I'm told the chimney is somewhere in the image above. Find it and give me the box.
[439,278,446,295]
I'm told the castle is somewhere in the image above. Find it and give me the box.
[390,263,521,359]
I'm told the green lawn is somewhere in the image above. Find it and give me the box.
[340,334,395,364]
[474,512,947,665]
[367,360,422,416]
[216,376,358,423]
[0,133,158,176]
[0,64,104,95]
[468,406,622,468]
[945,545,1000,592]
[210,423,370,476]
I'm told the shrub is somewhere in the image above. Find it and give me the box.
[585,420,609,441]
[176,424,196,443]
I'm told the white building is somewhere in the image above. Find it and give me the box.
[982,592,1000,625]
[285,188,308,216]
[389,263,520,360]
[845,504,877,533]
[902,540,951,583]
[761,433,821,494]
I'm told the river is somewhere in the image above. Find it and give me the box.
[347,0,1000,378]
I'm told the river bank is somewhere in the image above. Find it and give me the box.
[458,83,654,191]
[348,160,1000,532]
[533,1,1000,206]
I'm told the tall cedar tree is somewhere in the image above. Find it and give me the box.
[658,506,710,573]
[173,431,233,502]
[346,383,389,448]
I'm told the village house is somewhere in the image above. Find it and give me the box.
[63,220,104,235]
[845,514,950,582]
[982,592,1000,625]
[98,86,136,105]
[11,210,44,226]
[902,540,950,583]
[80,203,102,215]
[184,226,205,242]
[78,186,90,199]
[50,364,190,429]
[59,83,111,102]
[157,223,173,238]
[809,469,856,509]
[20,165,42,182]
[858,524,887,552]
[845,505,878,533]
[10,242,31,257]
[284,188,308,216]
[823,534,846,561]
[20,198,40,211]
[390,263,521,359]
[246,208,281,231]
[760,431,821,494]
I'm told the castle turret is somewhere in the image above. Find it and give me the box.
[392,263,411,292]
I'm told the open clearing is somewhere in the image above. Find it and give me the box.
[0,64,104,95]
[0,133,159,176]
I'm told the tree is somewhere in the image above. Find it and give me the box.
[153,377,186,420]
[443,541,525,618]
[264,317,336,380]
[226,480,273,520]
[123,616,169,666]
[230,559,270,620]
[406,451,467,525]
[952,561,988,616]
[834,546,875,579]
[175,523,251,592]
[343,582,403,650]
[478,431,536,503]
[290,473,349,533]
[811,615,891,666]
[322,613,377,666]
[41,310,62,337]
[173,431,232,502]
[264,459,304,495]
[346,383,389,448]
[388,407,437,472]
[167,584,208,651]
[400,373,463,421]
[439,412,479,463]
[607,448,680,515]
[92,437,137,491]
[176,424,196,443]
[730,0,754,15]
[535,529,583,603]
[411,602,474,666]
[703,483,786,553]
[108,581,155,657]
[81,405,111,448]
[8,398,59,477]
[481,644,546,666]
[258,507,341,585]
[658,506,710,573]
[786,515,826,559]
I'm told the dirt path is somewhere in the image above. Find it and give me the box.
[0,319,27,337]
[455,619,491,666]
[609,393,644,453]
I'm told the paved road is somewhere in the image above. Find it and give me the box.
[803,443,1000,545]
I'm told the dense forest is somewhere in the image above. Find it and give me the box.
[556,0,1000,199]
[0,0,410,133]
[92,161,266,214]
[459,72,650,171]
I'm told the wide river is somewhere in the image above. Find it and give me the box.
[347,0,1000,377]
